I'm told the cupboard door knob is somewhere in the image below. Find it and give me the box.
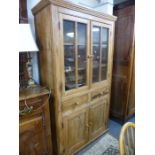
[86,124,89,128]
[87,55,94,58]
[89,122,93,126]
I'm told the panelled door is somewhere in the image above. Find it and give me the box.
[19,116,48,155]
[89,95,110,140]
[63,107,89,155]
[91,21,112,88]
[59,14,90,96]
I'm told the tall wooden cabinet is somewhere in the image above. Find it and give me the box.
[110,2,135,122]
[32,0,116,154]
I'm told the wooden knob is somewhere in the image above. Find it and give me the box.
[86,124,89,128]
[89,122,93,126]
[75,102,80,105]
[100,92,103,95]
[87,55,94,58]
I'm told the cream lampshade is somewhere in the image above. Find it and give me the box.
[19,24,39,87]
[19,24,38,52]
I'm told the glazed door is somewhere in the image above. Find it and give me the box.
[89,95,109,140]
[60,14,90,95]
[63,108,89,155]
[91,22,112,87]
[19,116,48,155]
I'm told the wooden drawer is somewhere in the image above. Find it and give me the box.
[62,94,88,111]
[19,96,46,116]
[91,87,109,100]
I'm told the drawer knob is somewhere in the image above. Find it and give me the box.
[75,102,80,105]
[100,92,104,95]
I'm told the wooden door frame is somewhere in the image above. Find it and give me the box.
[59,13,90,97]
[90,21,113,89]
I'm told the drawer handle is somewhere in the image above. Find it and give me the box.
[19,100,33,116]
[92,93,103,100]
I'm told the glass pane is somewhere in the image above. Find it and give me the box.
[63,20,75,44]
[64,45,76,90]
[77,23,87,87]
[101,28,109,80]
[63,20,76,90]
[92,26,100,83]
[78,23,86,45]
[78,45,86,87]
[93,26,100,44]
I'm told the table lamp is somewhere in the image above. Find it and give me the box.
[19,24,39,87]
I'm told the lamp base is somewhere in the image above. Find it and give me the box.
[27,78,36,87]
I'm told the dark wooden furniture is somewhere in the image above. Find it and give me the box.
[19,0,28,23]
[110,1,135,123]
[19,0,29,87]
[19,86,53,155]
[32,0,116,154]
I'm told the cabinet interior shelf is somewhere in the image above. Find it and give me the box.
[65,67,86,72]
[64,43,86,46]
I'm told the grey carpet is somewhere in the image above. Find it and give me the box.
[76,133,119,155]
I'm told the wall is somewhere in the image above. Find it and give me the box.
[27,0,41,84]
[68,0,114,15]
[67,0,99,7]
[114,0,128,4]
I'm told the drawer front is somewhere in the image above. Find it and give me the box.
[19,96,47,116]
[91,87,109,100]
[62,94,89,111]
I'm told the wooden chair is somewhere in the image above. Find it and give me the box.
[119,122,135,155]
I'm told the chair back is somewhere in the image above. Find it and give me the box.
[119,122,135,155]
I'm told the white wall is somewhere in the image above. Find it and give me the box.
[68,0,114,15]
[67,0,98,7]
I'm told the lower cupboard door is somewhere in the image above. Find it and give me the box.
[19,115,48,155]
[63,108,89,155]
[89,95,109,140]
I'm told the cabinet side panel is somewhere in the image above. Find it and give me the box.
[35,5,53,89]
[127,53,135,117]
[50,5,64,155]
[110,5,135,121]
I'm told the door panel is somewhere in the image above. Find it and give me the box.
[60,14,90,94]
[91,21,112,87]
[89,95,109,139]
[19,115,48,155]
[63,108,89,154]
[101,27,109,81]
[92,26,100,83]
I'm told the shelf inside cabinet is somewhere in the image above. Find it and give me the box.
[64,43,74,46]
